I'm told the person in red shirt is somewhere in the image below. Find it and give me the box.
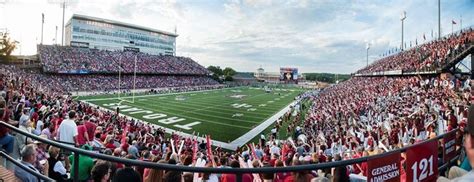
[76,120,88,146]
[84,117,97,142]
[221,160,253,182]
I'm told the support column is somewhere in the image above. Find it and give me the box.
[471,53,474,79]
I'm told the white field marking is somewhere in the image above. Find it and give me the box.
[230,100,298,146]
[143,91,281,113]
[149,98,278,115]
[142,94,272,118]
[82,101,237,150]
[124,99,261,124]
[101,101,254,129]
[268,101,274,103]
[232,113,244,117]
[81,87,244,102]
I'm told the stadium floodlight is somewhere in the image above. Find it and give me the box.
[400,11,407,51]
[366,43,370,67]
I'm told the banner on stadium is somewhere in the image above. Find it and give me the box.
[367,152,401,182]
[406,140,438,182]
[442,131,457,163]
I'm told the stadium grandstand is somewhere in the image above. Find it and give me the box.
[1,1,474,182]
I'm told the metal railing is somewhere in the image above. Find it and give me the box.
[0,121,461,182]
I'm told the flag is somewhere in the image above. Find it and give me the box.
[415,38,418,45]
[431,29,434,38]
[452,20,457,24]
[42,13,44,23]
[423,34,426,40]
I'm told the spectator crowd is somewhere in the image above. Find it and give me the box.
[357,28,474,74]
[7,68,218,93]
[38,45,210,75]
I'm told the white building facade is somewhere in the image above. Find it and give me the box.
[65,14,177,55]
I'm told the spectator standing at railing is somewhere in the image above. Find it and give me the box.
[58,110,78,146]
[68,144,95,181]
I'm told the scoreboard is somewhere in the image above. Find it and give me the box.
[280,67,298,81]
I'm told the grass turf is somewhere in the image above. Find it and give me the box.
[78,86,304,142]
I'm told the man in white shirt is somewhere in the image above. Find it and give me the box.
[270,142,281,155]
[58,111,78,146]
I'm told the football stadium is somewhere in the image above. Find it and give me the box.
[0,0,474,181]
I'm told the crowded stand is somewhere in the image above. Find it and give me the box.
[1,63,473,181]
[5,68,218,93]
[38,45,210,75]
[357,28,474,74]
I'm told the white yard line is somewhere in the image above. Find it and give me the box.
[229,100,297,146]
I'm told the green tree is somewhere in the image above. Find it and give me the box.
[207,65,224,82]
[0,33,17,62]
[223,67,236,77]
[303,73,350,83]
[207,66,223,76]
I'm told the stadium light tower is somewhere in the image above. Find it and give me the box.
[400,11,407,51]
[438,0,441,39]
[366,43,370,67]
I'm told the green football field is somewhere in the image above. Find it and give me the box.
[78,86,303,143]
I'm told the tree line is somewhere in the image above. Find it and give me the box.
[303,73,350,83]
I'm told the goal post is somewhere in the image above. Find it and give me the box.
[117,53,138,104]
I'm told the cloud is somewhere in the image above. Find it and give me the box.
[2,0,474,73]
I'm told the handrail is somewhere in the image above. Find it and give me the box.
[0,151,54,181]
[0,121,461,181]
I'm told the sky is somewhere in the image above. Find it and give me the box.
[0,0,473,73]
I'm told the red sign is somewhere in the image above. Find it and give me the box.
[406,140,438,182]
[367,152,401,182]
[443,131,457,163]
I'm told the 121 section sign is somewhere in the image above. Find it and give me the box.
[406,140,438,182]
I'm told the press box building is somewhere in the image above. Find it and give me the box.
[65,14,177,55]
